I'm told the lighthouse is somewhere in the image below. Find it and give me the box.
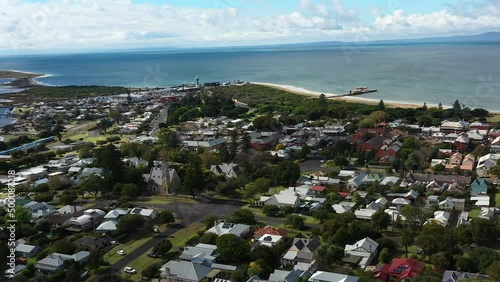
[195,75,200,87]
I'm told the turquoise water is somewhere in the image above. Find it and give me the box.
[0,42,499,110]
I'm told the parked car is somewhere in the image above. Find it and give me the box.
[117,250,126,255]
[153,228,160,233]
[124,267,136,274]
[147,251,158,258]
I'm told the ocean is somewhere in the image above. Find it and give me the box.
[0,42,499,110]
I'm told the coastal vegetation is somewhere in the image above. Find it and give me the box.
[8,85,129,101]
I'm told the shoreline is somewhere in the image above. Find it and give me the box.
[0,70,46,89]
[252,82,446,110]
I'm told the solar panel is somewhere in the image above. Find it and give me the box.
[132,209,141,214]
[222,223,232,229]
[263,236,272,241]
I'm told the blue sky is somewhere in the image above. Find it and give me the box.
[0,0,499,53]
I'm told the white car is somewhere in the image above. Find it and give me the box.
[117,250,126,255]
[124,267,136,274]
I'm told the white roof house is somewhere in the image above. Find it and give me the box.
[344,237,379,269]
[354,209,377,220]
[96,220,119,233]
[391,198,411,207]
[476,153,500,177]
[332,201,356,214]
[260,188,301,208]
[258,234,283,247]
[308,271,359,282]
[425,211,450,227]
[205,222,250,237]
[380,177,400,186]
[104,209,130,220]
[384,208,401,222]
[159,260,213,281]
[130,207,157,219]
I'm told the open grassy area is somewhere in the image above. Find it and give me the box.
[495,192,500,208]
[103,231,157,264]
[469,208,481,218]
[133,195,196,205]
[122,222,205,280]
[487,114,500,122]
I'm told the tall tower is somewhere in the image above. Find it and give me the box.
[161,161,171,194]
[195,75,200,87]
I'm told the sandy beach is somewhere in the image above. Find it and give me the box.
[252,82,441,109]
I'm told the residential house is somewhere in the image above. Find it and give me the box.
[347,173,366,191]
[374,258,425,282]
[439,197,465,211]
[159,260,213,281]
[442,270,489,282]
[210,163,242,179]
[445,152,463,171]
[308,271,359,282]
[476,153,500,177]
[366,198,388,211]
[454,134,470,152]
[440,120,468,133]
[343,237,379,269]
[471,196,491,207]
[309,185,327,195]
[250,132,282,150]
[332,201,356,214]
[377,138,402,164]
[253,226,287,239]
[183,137,227,150]
[65,209,105,232]
[490,136,500,152]
[447,180,466,194]
[470,178,489,196]
[179,243,218,266]
[96,220,118,233]
[430,159,447,167]
[143,162,181,194]
[282,238,321,265]
[23,201,56,220]
[15,244,41,258]
[35,251,89,274]
[355,209,377,220]
[260,188,301,208]
[130,207,157,219]
[258,234,283,247]
[479,207,497,220]
[205,222,251,237]
[103,208,130,221]
[425,211,450,227]
[73,236,110,252]
[391,198,411,209]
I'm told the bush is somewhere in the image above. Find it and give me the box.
[262,205,280,217]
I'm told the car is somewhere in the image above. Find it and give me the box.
[110,240,118,245]
[124,267,136,274]
[493,181,499,185]
[320,159,326,163]
[153,228,160,233]
[147,251,158,258]
[117,250,126,255]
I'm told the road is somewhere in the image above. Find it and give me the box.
[148,106,169,137]
[104,199,243,276]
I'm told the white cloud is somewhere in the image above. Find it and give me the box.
[0,0,499,53]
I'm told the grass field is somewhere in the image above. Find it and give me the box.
[133,195,196,205]
[124,222,205,280]
[495,192,500,208]
[487,114,500,122]
[103,231,157,264]
[469,208,481,218]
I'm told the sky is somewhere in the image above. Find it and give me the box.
[1,0,500,54]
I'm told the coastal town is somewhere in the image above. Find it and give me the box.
[0,74,498,282]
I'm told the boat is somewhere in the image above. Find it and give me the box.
[347,86,377,95]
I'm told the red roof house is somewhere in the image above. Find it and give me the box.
[253,226,288,239]
[310,185,327,193]
[374,258,425,281]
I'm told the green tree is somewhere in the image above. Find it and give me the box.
[371,210,391,231]
[152,239,172,256]
[378,100,385,110]
[97,118,113,133]
[142,263,160,280]
[400,228,414,258]
[79,174,106,199]
[216,234,251,263]
[315,245,344,267]
[199,233,218,244]
[60,189,78,205]
[158,128,180,148]
[272,160,300,186]
[379,248,391,263]
[182,153,205,196]
[117,214,145,233]
[231,264,249,282]
[229,209,257,225]
[109,108,122,125]
[287,214,305,229]
[158,210,175,225]
[486,261,500,282]
[262,205,280,217]
[87,250,105,271]
[205,215,218,230]
[52,239,75,254]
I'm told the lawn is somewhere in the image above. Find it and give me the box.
[123,222,205,280]
[487,114,500,122]
[103,231,157,265]
[495,192,500,208]
[469,208,481,218]
[133,195,196,205]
